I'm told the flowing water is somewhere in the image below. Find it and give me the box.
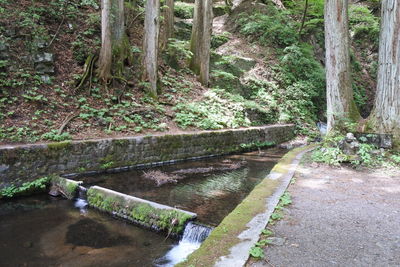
[0,147,285,266]
[155,222,213,267]
[79,148,286,226]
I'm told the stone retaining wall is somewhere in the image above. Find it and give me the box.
[0,124,294,190]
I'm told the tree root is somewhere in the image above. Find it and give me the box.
[58,112,78,135]
[75,54,97,94]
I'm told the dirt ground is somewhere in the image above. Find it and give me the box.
[250,157,400,267]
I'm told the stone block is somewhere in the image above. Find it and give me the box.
[34,52,53,63]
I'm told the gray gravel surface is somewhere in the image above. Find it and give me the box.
[250,162,400,267]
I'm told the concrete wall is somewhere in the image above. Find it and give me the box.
[0,124,295,190]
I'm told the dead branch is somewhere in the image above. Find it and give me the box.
[48,16,65,47]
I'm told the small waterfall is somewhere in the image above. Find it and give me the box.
[74,186,88,212]
[155,222,213,267]
[181,222,212,243]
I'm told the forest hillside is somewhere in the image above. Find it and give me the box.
[0,0,380,144]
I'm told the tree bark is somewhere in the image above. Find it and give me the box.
[98,0,129,82]
[98,0,113,82]
[143,0,160,97]
[298,0,308,40]
[190,0,213,86]
[325,0,360,132]
[367,0,400,137]
[160,0,174,51]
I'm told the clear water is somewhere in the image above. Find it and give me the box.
[0,195,175,267]
[0,147,285,266]
[79,148,286,226]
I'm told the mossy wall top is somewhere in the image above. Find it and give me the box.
[0,125,294,189]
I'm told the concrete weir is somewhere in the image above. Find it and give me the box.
[51,176,197,236]
[0,124,294,191]
[86,186,197,235]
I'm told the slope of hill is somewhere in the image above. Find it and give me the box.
[0,0,379,144]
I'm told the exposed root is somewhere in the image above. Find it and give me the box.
[75,54,97,93]
[58,112,78,135]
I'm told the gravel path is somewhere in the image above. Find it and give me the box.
[250,161,400,267]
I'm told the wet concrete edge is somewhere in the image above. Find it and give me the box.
[178,144,317,267]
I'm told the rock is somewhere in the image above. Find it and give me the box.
[355,133,393,149]
[48,185,61,197]
[266,237,285,246]
[380,134,393,149]
[40,75,52,83]
[0,164,9,173]
[345,133,356,143]
[35,63,55,74]
[34,52,53,63]
[34,39,48,49]
[340,135,360,156]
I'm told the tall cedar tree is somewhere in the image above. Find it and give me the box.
[366,0,400,140]
[98,0,129,82]
[142,0,160,97]
[189,0,213,86]
[160,0,174,51]
[324,0,360,132]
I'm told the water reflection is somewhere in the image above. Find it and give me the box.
[80,148,286,226]
[0,195,175,267]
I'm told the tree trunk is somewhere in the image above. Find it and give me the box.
[325,0,360,132]
[143,0,160,97]
[160,0,174,51]
[98,0,129,82]
[298,0,308,40]
[98,0,112,82]
[367,0,400,137]
[189,0,213,86]
[112,0,125,42]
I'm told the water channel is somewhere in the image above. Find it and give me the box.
[0,147,285,266]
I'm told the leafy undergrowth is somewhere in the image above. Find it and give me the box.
[0,0,206,144]
[0,0,380,144]
[311,135,400,168]
[0,176,51,199]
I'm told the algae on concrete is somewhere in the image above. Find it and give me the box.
[87,186,196,235]
[51,176,82,199]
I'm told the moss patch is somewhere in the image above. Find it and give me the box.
[51,176,80,199]
[87,187,194,234]
[47,141,72,150]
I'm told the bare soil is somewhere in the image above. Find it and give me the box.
[249,158,400,267]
